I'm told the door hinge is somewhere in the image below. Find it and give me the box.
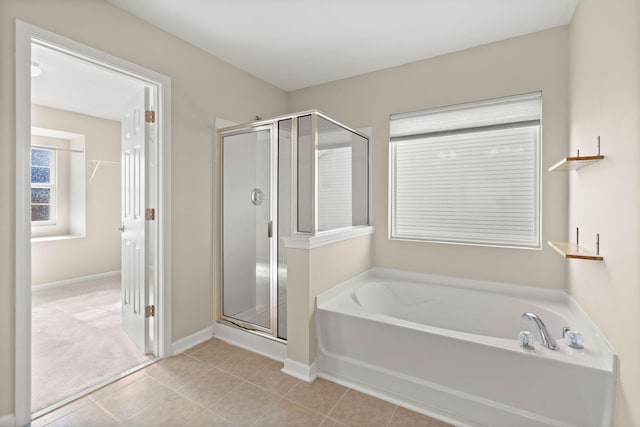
[145,305,155,317]
[145,110,156,123]
[145,208,156,220]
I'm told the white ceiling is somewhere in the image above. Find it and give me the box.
[31,43,145,121]
[108,0,578,91]
[31,1,577,120]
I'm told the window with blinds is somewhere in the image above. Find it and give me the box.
[389,92,541,249]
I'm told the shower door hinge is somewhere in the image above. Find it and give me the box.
[145,305,155,317]
[145,208,156,220]
[145,110,156,123]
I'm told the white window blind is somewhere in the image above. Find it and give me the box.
[389,92,541,249]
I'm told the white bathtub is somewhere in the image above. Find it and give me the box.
[316,268,617,427]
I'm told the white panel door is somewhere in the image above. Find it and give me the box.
[121,87,150,353]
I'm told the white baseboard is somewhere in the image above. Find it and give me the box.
[171,325,214,355]
[282,358,318,382]
[212,321,286,362]
[32,270,121,290]
[0,413,15,427]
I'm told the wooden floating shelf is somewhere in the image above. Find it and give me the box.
[548,241,603,261]
[548,155,604,172]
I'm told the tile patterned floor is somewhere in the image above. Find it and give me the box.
[31,338,453,427]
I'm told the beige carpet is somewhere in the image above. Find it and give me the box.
[32,275,153,412]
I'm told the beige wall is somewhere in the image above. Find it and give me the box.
[568,0,640,425]
[288,27,570,289]
[31,105,121,285]
[286,234,373,365]
[0,0,287,417]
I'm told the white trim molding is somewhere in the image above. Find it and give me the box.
[14,20,172,426]
[171,326,214,355]
[284,226,374,250]
[282,358,318,382]
[212,321,286,362]
[32,271,120,290]
[0,414,15,427]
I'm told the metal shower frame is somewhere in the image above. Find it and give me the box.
[214,110,370,340]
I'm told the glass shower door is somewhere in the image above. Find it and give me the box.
[221,126,276,334]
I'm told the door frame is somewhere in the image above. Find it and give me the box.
[15,20,172,425]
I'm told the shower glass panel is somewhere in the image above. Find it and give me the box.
[316,116,369,231]
[221,127,274,332]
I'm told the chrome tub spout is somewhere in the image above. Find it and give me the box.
[522,312,558,350]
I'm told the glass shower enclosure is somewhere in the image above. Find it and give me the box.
[216,111,369,341]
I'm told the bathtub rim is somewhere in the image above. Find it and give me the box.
[318,267,570,306]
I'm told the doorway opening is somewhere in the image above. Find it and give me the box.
[30,42,153,414]
[15,21,172,426]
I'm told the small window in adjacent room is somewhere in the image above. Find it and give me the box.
[389,92,542,249]
[31,128,86,240]
[31,147,56,225]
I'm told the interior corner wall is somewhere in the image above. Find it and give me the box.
[31,105,121,286]
[287,27,570,290]
[0,0,288,418]
[568,0,640,425]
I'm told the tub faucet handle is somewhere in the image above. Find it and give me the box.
[518,331,535,350]
[562,326,571,338]
[565,330,584,349]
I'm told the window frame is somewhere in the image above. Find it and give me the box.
[388,92,542,250]
[30,127,87,240]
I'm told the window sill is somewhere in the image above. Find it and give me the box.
[31,234,85,243]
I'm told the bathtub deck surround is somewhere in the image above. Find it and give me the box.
[316,268,617,426]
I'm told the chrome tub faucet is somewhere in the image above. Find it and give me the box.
[522,312,558,350]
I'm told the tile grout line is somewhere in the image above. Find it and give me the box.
[88,370,149,403]
[93,398,132,425]
[325,386,350,420]
[243,367,300,397]
[279,393,343,421]
[173,373,246,413]
[274,380,352,422]
[247,396,282,427]
[385,405,399,427]
[115,373,182,422]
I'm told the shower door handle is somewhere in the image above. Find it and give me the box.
[267,221,273,238]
